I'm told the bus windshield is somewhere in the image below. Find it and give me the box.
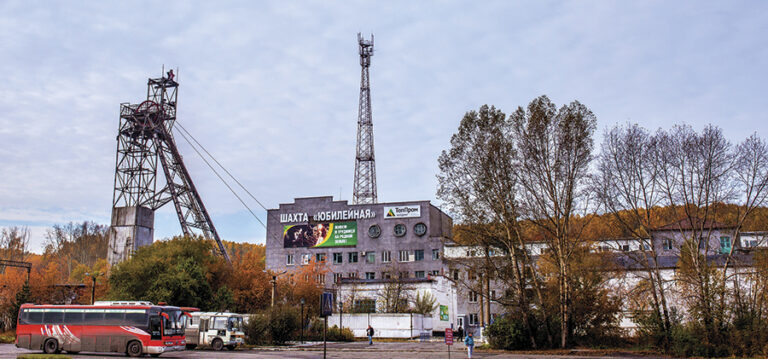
[162,310,185,336]
[227,316,243,332]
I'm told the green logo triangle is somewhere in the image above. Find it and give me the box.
[387,209,395,217]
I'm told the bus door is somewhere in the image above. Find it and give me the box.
[149,316,162,341]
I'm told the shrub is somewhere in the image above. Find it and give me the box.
[244,313,269,345]
[244,306,300,345]
[485,316,531,350]
[327,325,354,342]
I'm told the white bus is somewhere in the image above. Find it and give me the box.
[184,312,245,351]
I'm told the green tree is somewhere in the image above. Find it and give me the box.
[108,236,221,309]
[412,291,438,315]
[8,283,30,329]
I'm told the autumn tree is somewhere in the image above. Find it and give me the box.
[510,95,597,348]
[437,104,547,347]
[44,221,108,282]
[594,123,674,346]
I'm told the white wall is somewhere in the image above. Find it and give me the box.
[327,313,429,338]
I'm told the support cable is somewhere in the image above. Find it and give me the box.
[173,126,267,229]
[174,121,270,212]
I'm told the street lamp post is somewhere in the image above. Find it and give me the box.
[339,301,343,330]
[264,270,288,307]
[300,298,305,344]
[85,272,101,305]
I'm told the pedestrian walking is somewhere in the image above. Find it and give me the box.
[464,332,474,358]
[366,325,374,345]
[457,325,464,341]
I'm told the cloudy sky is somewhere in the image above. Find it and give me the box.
[1,1,766,252]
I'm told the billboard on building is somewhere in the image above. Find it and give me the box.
[384,205,421,219]
[440,305,449,321]
[283,221,357,248]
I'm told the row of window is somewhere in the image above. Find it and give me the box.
[311,270,442,284]
[19,308,148,326]
[598,236,733,254]
[367,222,428,238]
[287,249,440,266]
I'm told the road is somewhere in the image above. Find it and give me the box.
[0,342,664,359]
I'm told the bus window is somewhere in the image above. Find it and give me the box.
[212,317,228,330]
[125,310,147,326]
[44,309,63,324]
[104,310,124,325]
[63,310,83,324]
[83,309,104,325]
[27,309,43,324]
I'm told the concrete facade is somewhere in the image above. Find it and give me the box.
[106,205,154,266]
[265,196,452,284]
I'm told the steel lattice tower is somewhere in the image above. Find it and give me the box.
[353,33,378,204]
[107,71,230,266]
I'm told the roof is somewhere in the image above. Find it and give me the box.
[655,218,734,231]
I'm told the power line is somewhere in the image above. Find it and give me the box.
[172,125,267,229]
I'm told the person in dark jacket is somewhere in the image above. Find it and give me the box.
[366,325,374,345]
[456,325,464,341]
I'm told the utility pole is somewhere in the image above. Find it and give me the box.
[85,272,101,305]
[352,33,378,204]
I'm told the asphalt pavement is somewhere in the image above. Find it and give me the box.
[0,342,665,359]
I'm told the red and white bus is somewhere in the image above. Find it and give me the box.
[16,301,188,357]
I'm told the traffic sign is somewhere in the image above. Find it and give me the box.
[321,292,334,317]
[445,328,454,345]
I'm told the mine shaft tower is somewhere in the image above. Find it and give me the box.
[107,72,230,266]
[353,33,378,204]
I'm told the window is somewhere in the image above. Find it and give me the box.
[316,253,327,263]
[334,273,344,283]
[366,252,376,264]
[414,250,424,261]
[399,271,410,279]
[468,313,478,326]
[452,270,459,280]
[414,222,427,236]
[468,270,477,280]
[347,272,358,279]
[428,270,440,277]
[382,272,391,279]
[415,271,425,279]
[315,274,325,284]
[744,238,759,248]
[104,309,124,325]
[399,250,410,262]
[491,290,497,300]
[432,249,440,260]
[469,291,478,303]
[83,309,104,324]
[333,252,343,264]
[720,237,732,254]
[640,243,651,251]
[365,272,375,280]
[45,309,64,324]
[63,309,83,324]
[354,299,376,313]
[662,238,673,251]
[301,254,310,265]
[382,251,391,263]
[620,244,630,252]
[348,252,359,263]
[286,254,295,265]
[368,225,381,238]
[394,223,407,237]
[212,316,228,330]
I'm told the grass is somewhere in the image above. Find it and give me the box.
[0,331,15,344]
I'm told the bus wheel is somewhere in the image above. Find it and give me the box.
[211,338,224,351]
[43,338,59,354]
[126,340,143,357]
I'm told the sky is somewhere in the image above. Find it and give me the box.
[1,1,766,252]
